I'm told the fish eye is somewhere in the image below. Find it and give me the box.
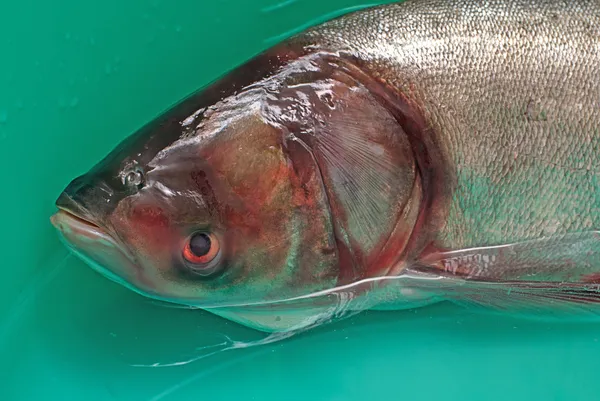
[182,232,223,277]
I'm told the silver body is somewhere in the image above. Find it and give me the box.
[298,0,600,249]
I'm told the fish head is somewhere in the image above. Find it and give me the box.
[51,46,435,329]
[51,96,344,311]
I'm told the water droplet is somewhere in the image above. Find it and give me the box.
[70,97,79,108]
[65,32,71,40]
[175,25,182,33]
[90,37,96,46]
[0,110,7,123]
[114,56,121,64]
[16,100,23,109]
[105,63,112,75]
[142,13,150,19]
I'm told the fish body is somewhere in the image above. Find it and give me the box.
[299,0,600,253]
[51,0,600,332]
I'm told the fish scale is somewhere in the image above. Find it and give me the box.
[295,0,600,249]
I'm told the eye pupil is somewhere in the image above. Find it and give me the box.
[181,232,222,278]
[189,233,211,257]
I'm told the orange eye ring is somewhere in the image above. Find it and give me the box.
[183,232,221,265]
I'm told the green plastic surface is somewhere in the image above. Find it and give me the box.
[2,0,600,400]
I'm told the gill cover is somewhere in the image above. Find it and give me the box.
[259,56,421,283]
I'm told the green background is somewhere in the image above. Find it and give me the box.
[2,0,600,400]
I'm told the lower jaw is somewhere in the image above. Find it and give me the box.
[50,210,146,291]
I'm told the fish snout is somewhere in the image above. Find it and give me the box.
[55,174,117,221]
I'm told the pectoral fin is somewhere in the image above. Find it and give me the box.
[404,232,600,319]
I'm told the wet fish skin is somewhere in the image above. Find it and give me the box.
[50,0,600,331]
[294,0,600,255]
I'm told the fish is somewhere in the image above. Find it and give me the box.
[51,0,600,333]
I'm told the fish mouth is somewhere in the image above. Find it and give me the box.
[50,194,142,290]
[51,206,99,228]
[50,191,109,243]
[50,191,124,250]
[50,208,106,241]
[52,191,99,227]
